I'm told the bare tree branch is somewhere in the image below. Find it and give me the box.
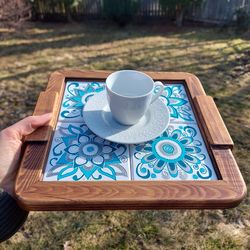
[0,0,31,28]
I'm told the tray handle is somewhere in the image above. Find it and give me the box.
[25,91,59,142]
[193,95,233,148]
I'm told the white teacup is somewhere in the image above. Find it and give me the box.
[106,70,164,125]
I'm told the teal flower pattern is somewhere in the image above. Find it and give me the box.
[59,81,104,121]
[44,80,218,181]
[133,125,216,180]
[160,84,195,122]
[45,123,129,181]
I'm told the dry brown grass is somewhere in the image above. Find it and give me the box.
[0,22,249,250]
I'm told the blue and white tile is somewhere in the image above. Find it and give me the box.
[43,122,130,181]
[59,81,195,124]
[160,84,196,123]
[130,123,217,181]
[58,81,105,122]
[46,80,217,182]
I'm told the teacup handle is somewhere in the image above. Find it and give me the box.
[151,81,164,104]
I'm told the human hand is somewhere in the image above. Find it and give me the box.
[0,113,52,197]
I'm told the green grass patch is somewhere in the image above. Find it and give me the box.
[0,23,249,250]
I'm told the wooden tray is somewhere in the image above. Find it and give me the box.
[15,71,247,211]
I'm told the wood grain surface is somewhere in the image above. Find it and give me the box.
[15,143,245,210]
[193,96,234,148]
[15,70,247,211]
[25,91,59,142]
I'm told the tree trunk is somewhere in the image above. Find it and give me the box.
[65,6,73,22]
[66,10,73,22]
[176,8,184,27]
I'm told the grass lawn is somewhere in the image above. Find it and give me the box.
[0,22,249,250]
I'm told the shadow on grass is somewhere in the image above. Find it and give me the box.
[0,66,58,81]
[0,22,248,58]
[0,23,147,57]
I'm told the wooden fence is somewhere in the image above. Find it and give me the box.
[33,0,250,24]
[187,0,250,24]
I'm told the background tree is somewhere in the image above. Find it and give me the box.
[159,0,202,27]
[0,0,31,28]
[62,0,80,22]
[30,0,80,22]
[102,0,140,26]
[234,7,250,32]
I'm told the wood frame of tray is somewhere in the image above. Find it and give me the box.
[15,70,247,211]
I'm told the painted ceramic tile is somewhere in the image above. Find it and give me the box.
[58,81,105,122]
[160,84,196,123]
[59,81,195,124]
[44,80,217,182]
[43,122,130,181]
[130,123,218,180]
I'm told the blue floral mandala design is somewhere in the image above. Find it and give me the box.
[61,82,104,119]
[46,124,128,181]
[160,85,194,121]
[134,126,213,180]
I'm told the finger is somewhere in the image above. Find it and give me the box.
[30,113,53,129]
[4,113,52,140]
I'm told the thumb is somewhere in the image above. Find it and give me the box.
[4,113,52,140]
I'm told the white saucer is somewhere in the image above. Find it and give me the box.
[83,92,170,144]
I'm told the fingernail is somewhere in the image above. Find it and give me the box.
[42,113,53,119]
